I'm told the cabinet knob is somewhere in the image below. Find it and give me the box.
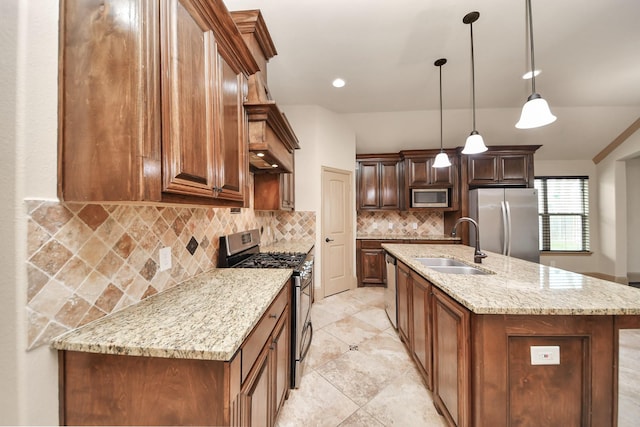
[269,313,277,319]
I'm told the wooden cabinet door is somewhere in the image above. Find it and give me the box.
[406,156,455,187]
[160,0,216,198]
[468,151,533,187]
[241,344,272,427]
[499,154,529,185]
[379,160,401,208]
[281,172,295,210]
[214,47,248,203]
[360,249,385,286]
[397,261,411,345]
[357,162,380,209]
[271,310,289,416]
[468,155,498,186]
[432,287,471,427]
[357,160,401,210]
[411,272,432,390]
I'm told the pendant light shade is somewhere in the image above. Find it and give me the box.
[516,0,556,129]
[463,131,488,155]
[462,11,487,155]
[433,58,451,168]
[433,152,451,168]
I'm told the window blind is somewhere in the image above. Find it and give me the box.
[535,176,590,252]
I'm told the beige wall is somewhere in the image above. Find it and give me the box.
[283,105,357,298]
[626,157,640,276]
[2,0,61,424]
[1,0,21,424]
[596,128,640,281]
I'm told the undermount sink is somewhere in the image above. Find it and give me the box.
[427,265,491,275]
[413,257,491,275]
[414,257,469,267]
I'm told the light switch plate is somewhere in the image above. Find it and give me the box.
[159,247,172,272]
[412,222,418,230]
[530,345,560,365]
[372,222,378,229]
[388,223,393,230]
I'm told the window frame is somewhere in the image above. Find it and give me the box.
[535,175,590,253]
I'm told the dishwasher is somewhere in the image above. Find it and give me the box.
[384,253,397,329]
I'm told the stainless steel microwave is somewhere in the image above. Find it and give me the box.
[411,188,449,208]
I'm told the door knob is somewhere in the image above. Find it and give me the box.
[325,237,334,242]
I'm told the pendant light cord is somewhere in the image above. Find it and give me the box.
[469,21,477,132]
[527,0,536,94]
[439,64,443,151]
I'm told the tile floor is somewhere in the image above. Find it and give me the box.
[275,287,447,426]
[275,287,640,427]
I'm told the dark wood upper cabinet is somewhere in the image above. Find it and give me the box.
[58,0,258,206]
[466,145,541,188]
[356,154,402,210]
[401,149,460,211]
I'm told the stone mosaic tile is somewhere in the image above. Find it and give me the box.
[357,211,443,236]
[25,198,316,350]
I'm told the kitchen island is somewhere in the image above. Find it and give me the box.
[383,243,640,427]
[52,268,293,426]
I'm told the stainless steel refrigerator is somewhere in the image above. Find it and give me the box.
[468,188,540,263]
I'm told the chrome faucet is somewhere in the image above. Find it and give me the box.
[451,217,487,264]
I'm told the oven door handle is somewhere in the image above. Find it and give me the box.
[299,322,313,363]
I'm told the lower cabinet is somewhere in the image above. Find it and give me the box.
[58,283,290,426]
[241,310,290,427]
[356,239,459,287]
[357,239,402,287]
[396,261,411,344]
[396,262,433,391]
[395,263,624,427]
[411,272,433,390]
[431,286,471,427]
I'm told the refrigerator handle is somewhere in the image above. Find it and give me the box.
[505,200,513,256]
[501,201,508,255]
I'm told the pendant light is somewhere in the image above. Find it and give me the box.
[515,0,556,129]
[432,58,451,168]
[462,11,488,155]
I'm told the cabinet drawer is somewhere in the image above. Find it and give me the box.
[241,284,288,383]
[360,239,402,249]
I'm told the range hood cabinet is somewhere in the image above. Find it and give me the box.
[246,102,299,173]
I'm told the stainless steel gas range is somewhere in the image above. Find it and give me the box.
[218,229,313,389]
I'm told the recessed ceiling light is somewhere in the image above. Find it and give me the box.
[332,78,346,88]
[256,152,265,157]
[522,69,541,79]
[271,164,278,168]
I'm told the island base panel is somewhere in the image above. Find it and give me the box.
[472,315,614,426]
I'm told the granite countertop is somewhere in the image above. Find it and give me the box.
[382,244,640,316]
[260,240,315,254]
[51,268,292,361]
[357,234,460,241]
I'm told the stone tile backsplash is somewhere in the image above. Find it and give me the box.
[357,211,444,236]
[26,200,315,350]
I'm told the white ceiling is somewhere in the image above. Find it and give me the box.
[225,0,640,160]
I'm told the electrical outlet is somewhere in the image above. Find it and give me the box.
[159,247,172,272]
[372,222,378,229]
[412,222,418,230]
[530,346,560,365]
[388,222,393,230]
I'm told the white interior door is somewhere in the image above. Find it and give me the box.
[321,167,354,297]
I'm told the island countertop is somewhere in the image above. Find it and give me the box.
[51,268,292,361]
[382,243,640,315]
